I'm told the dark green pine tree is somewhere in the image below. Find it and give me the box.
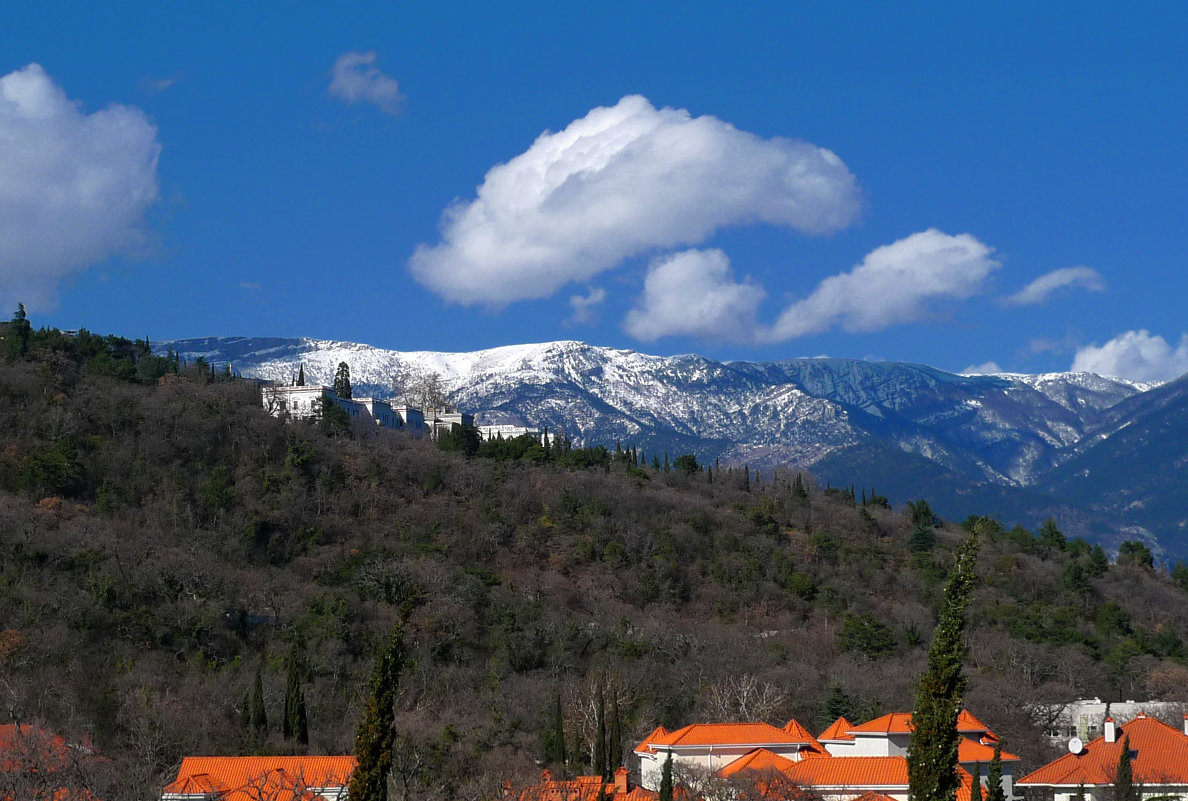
[333,361,352,399]
[824,684,852,722]
[985,740,1005,801]
[240,690,252,733]
[297,363,305,386]
[651,455,661,471]
[350,623,406,801]
[707,466,713,484]
[250,665,268,736]
[793,472,808,502]
[907,532,980,801]
[1113,734,1137,801]
[743,464,751,492]
[970,774,983,801]
[594,685,607,781]
[1072,783,1086,801]
[659,752,674,801]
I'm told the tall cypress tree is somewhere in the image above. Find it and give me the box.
[609,693,621,778]
[970,774,983,801]
[297,363,305,386]
[907,533,980,801]
[283,643,303,742]
[250,665,268,736]
[593,685,607,781]
[1114,734,1137,801]
[985,741,1005,801]
[350,623,406,801]
[659,753,673,801]
[542,691,566,768]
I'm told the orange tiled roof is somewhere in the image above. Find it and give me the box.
[634,726,669,755]
[850,793,899,801]
[956,710,991,733]
[516,771,660,801]
[958,738,1019,764]
[1019,713,1188,787]
[651,722,814,749]
[819,717,856,742]
[719,749,799,778]
[848,714,914,735]
[847,711,997,738]
[781,720,828,757]
[163,755,356,801]
[781,755,975,800]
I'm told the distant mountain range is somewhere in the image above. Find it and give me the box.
[159,336,1188,559]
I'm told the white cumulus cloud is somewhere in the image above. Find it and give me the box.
[329,51,405,116]
[0,63,161,310]
[765,229,1000,341]
[623,249,766,343]
[1003,265,1105,306]
[409,95,860,307]
[961,361,1004,375]
[1071,330,1188,382]
[566,287,606,326]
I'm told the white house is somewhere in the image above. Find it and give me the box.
[261,385,427,434]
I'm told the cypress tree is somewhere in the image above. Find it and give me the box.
[707,466,713,484]
[1113,734,1137,801]
[542,691,566,768]
[663,452,669,472]
[297,363,305,386]
[350,622,406,801]
[970,775,982,801]
[985,740,1005,801]
[594,685,607,780]
[609,693,621,777]
[907,533,980,801]
[283,644,302,741]
[824,684,851,721]
[250,665,268,736]
[659,753,673,801]
[295,688,309,746]
[1073,783,1086,801]
[743,464,751,492]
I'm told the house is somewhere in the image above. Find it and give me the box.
[260,385,426,434]
[634,711,1015,801]
[426,408,474,439]
[513,767,658,801]
[161,755,356,801]
[0,723,97,800]
[477,424,545,443]
[1031,698,1186,747]
[634,722,828,790]
[1017,712,1188,801]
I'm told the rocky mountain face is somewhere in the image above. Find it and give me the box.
[161,336,1186,556]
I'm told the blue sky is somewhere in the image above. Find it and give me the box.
[4,2,1188,380]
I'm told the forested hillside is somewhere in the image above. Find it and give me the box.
[4,323,1188,801]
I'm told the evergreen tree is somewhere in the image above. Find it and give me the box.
[297,363,305,386]
[970,774,983,801]
[1113,734,1137,801]
[283,643,303,741]
[986,740,1005,801]
[295,689,308,746]
[707,466,713,484]
[6,303,31,360]
[250,665,268,736]
[793,473,809,502]
[609,693,621,776]
[907,533,980,801]
[743,464,751,492]
[651,455,661,470]
[824,684,852,721]
[663,452,669,473]
[659,753,673,801]
[542,691,566,768]
[333,362,352,399]
[350,623,406,801]
[1072,783,1086,801]
[594,685,607,780]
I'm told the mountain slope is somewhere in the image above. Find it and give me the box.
[160,336,1184,554]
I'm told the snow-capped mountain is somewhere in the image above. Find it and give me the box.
[160,335,1188,554]
[160,336,1151,485]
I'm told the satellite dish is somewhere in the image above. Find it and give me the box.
[1069,737,1084,754]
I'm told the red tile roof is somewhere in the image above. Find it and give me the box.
[1019,713,1188,787]
[850,793,900,801]
[819,717,856,742]
[958,738,1020,763]
[163,756,356,801]
[646,722,814,749]
[515,771,661,801]
[718,749,799,778]
[848,714,914,735]
[634,726,669,755]
[757,755,975,801]
[956,710,991,733]
[781,720,828,757]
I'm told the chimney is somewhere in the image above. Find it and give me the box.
[1182,715,1187,736]
[1104,717,1116,743]
[614,766,629,795]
